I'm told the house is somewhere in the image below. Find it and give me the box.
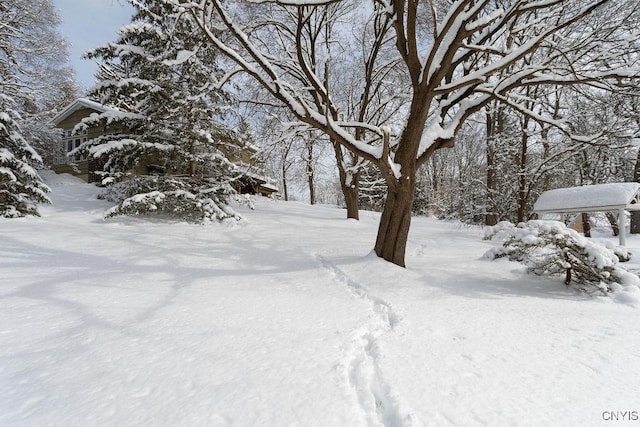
[49,98,277,196]
[50,98,123,181]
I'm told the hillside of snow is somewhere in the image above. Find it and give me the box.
[1,172,639,426]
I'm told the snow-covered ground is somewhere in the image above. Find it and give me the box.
[2,172,639,426]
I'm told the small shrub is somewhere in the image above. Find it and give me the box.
[484,220,636,295]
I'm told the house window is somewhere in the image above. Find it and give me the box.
[62,128,87,162]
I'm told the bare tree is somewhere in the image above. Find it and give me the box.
[226,2,405,219]
[175,0,639,266]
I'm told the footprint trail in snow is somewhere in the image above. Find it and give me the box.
[316,255,415,427]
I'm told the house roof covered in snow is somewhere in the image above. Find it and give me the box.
[534,183,640,214]
[51,98,145,127]
[51,98,111,126]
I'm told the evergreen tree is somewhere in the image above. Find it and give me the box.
[484,220,637,296]
[0,0,71,217]
[82,0,249,223]
[0,94,50,217]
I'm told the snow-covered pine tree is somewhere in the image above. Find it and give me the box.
[0,94,51,217]
[82,0,249,223]
[484,220,636,295]
[0,0,71,217]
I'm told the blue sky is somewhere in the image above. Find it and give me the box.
[54,0,135,91]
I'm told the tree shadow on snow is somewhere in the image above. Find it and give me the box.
[0,226,335,355]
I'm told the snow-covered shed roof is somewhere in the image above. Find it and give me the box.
[534,183,640,214]
[51,98,110,126]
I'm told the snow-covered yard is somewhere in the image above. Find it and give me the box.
[1,172,639,426]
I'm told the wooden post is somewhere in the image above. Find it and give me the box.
[618,208,626,247]
[581,212,591,237]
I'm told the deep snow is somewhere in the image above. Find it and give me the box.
[1,172,639,426]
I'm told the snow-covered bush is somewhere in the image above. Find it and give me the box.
[484,220,638,296]
[101,175,241,224]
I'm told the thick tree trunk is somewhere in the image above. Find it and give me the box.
[339,166,360,220]
[342,180,359,220]
[335,176,361,219]
[372,99,428,267]
[374,175,415,267]
[331,139,360,219]
[606,211,620,236]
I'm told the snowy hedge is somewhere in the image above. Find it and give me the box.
[101,175,241,224]
[484,220,640,298]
